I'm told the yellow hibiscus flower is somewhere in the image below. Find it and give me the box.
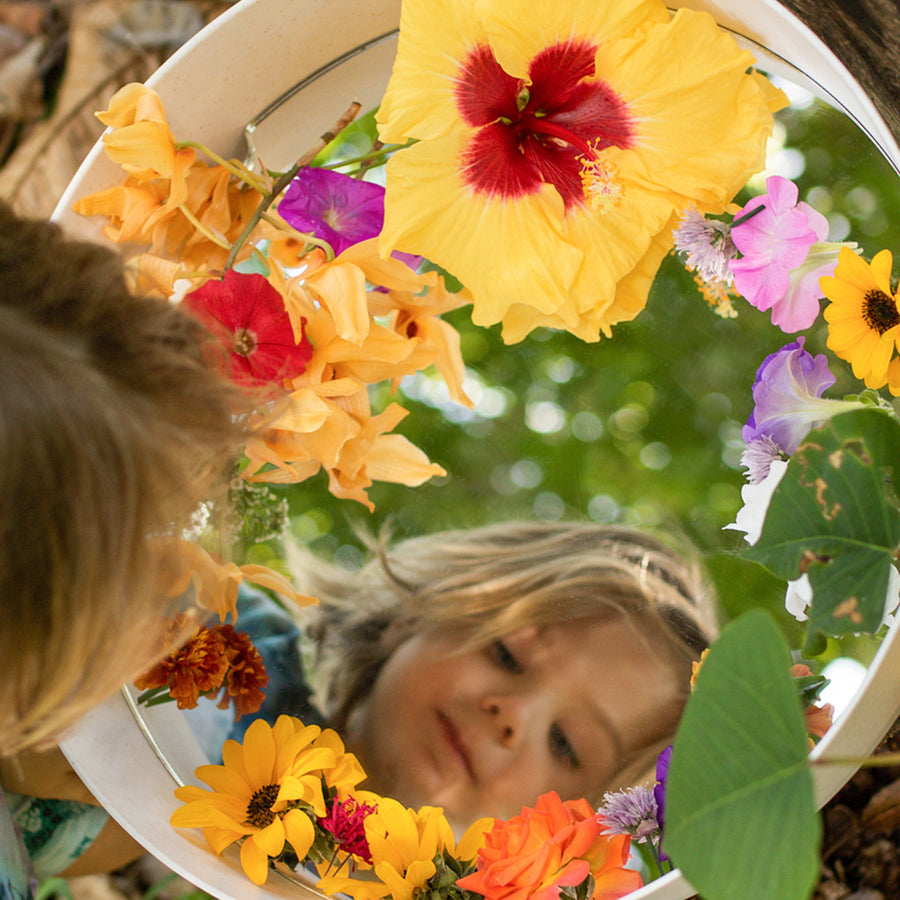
[377,0,783,342]
[821,247,900,394]
[171,716,339,885]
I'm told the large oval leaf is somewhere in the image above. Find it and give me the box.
[664,609,819,900]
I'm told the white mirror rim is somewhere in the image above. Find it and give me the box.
[53,1,900,898]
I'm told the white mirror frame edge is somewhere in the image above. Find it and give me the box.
[53,1,900,898]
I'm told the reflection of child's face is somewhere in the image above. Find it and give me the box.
[342,616,681,825]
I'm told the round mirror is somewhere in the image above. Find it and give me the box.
[51,1,900,898]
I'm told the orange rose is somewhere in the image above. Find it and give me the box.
[456,791,642,900]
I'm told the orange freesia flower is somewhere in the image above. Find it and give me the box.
[457,791,642,900]
[166,540,317,621]
[368,280,473,407]
[96,83,196,227]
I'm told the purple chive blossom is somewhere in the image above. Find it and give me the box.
[599,785,660,843]
[278,168,385,256]
[743,338,862,457]
[673,209,738,286]
[729,175,840,332]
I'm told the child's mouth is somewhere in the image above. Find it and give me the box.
[437,711,476,781]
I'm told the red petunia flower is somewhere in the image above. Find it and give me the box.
[183,269,312,386]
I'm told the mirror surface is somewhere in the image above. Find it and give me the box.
[116,44,900,836]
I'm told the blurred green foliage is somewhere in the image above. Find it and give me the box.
[273,82,900,656]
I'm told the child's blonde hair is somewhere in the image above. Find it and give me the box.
[0,205,244,756]
[296,519,718,797]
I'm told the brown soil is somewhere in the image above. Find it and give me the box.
[813,719,900,899]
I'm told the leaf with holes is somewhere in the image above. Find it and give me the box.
[744,408,900,637]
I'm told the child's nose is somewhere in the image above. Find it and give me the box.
[481,694,526,748]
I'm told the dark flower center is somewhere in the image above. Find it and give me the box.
[862,289,900,334]
[234,328,256,357]
[453,40,634,209]
[246,783,280,829]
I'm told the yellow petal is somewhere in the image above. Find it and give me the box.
[253,817,286,859]
[365,434,447,485]
[377,0,487,143]
[306,261,370,344]
[240,835,271,885]
[381,135,581,329]
[283,808,316,859]
[483,0,668,78]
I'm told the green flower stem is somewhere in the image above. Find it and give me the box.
[815,752,900,768]
[318,142,407,174]
[178,204,230,250]
[176,140,269,194]
[135,685,171,706]
[644,841,663,880]
[259,211,335,261]
[223,101,362,272]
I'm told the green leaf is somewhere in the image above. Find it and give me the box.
[745,408,900,636]
[665,609,819,900]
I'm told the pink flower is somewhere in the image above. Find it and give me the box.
[183,270,312,387]
[317,796,377,864]
[729,176,835,332]
[279,168,385,257]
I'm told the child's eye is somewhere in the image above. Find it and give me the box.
[549,723,580,768]
[491,639,523,673]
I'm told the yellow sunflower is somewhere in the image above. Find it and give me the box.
[821,247,900,394]
[171,716,352,885]
[377,0,783,342]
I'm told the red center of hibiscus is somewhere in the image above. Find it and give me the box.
[454,40,634,209]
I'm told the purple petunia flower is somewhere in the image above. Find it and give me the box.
[653,746,672,835]
[743,338,861,457]
[654,746,672,863]
[278,167,385,256]
[729,175,841,333]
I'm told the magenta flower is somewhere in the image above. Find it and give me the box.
[743,338,862,457]
[317,796,377,864]
[183,270,312,387]
[729,176,834,332]
[278,168,385,256]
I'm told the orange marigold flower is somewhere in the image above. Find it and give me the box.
[456,791,642,900]
[213,624,269,720]
[134,624,230,709]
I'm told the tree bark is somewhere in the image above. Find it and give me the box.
[777,0,900,145]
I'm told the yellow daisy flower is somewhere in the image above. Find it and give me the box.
[377,0,782,342]
[821,247,900,394]
[171,716,353,885]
